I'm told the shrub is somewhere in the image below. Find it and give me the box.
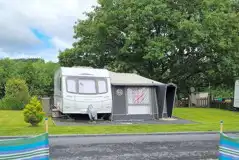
[0,97,25,110]
[23,96,45,126]
[0,78,30,110]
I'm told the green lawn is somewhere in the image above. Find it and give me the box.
[0,108,238,136]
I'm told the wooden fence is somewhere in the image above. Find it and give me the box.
[196,97,210,107]
[177,97,238,111]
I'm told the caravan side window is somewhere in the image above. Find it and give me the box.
[66,79,77,93]
[78,79,96,94]
[98,80,107,93]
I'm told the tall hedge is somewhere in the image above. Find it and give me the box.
[0,78,30,110]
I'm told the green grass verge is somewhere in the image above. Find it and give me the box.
[0,108,238,136]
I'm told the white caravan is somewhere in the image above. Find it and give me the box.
[54,67,112,118]
[234,80,239,108]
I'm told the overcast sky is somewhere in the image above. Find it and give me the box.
[0,0,98,62]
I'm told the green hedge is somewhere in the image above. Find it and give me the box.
[0,97,25,110]
[210,102,236,111]
[0,78,29,110]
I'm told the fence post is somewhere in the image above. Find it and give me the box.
[45,117,49,133]
[220,120,223,133]
[208,95,210,108]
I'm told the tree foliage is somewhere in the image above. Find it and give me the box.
[210,87,233,98]
[0,58,59,99]
[0,78,30,110]
[59,0,239,95]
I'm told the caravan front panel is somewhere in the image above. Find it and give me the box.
[62,76,112,114]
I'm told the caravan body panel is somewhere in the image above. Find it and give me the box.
[54,67,112,114]
[234,80,239,108]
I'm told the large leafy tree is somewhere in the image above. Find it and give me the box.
[17,60,60,96]
[59,0,239,95]
[0,58,59,98]
[0,58,19,98]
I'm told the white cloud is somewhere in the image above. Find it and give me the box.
[50,37,72,51]
[0,0,98,60]
[0,47,58,62]
[0,48,9,57]
[0,50,59,62]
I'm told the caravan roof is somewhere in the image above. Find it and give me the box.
[109,71,165,86]
[60,67,110,77]
[58,67,166,86]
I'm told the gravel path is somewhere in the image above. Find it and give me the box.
[49,134,222,160]
[50,141,218,160]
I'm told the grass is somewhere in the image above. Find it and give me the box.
[0,108,238,136]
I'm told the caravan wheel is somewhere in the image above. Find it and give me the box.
[103,113,112,121]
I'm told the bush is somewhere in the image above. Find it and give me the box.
[0,97,25,110]
[5,78,30,104]
[0,78,30,110]
[23,96,45,126]
[209,87,233,98]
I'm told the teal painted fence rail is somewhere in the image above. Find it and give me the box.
[0,133,50,160]
[219,133,239,159]
[219,120,239,159]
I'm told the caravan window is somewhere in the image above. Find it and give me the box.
[66,77,108,94]
[66,79,77,93]
[127,87,150,104]
[78,79,96,94]
[98,80,107,93]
